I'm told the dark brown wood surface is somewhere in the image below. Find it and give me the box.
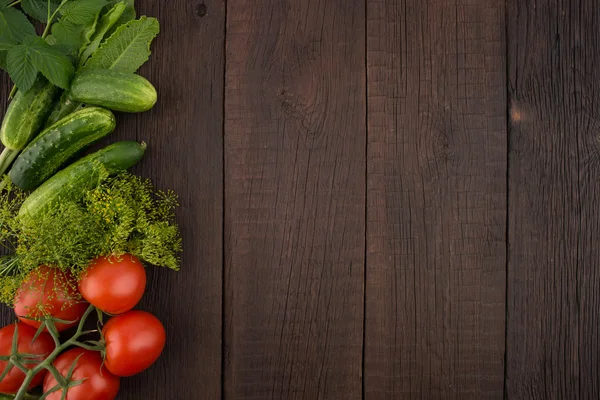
[365,0,507,398]
[1,0,599,398]
[224,0,365,398]
[505,1,600,398]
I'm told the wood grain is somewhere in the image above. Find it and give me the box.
[224,0,366,399]
[114,1,225,398]
[365,0,507,398]
[506,1,600,398]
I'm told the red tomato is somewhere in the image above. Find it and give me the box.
[43,349,120,400]
[0,322,54,394]
[102,310,166,377]
[78,254,146,315]
[14,266,88,332]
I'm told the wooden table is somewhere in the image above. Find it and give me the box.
[2,0,596,398]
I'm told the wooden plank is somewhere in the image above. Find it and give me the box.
[224,0,366,399]
[506,1,600,398]
[365,0,507,398]
[116,1,225,399]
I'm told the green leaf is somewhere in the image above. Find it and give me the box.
[21,0,60,22]
[26,36,74,89]
[0,51,7,70]
[60,0,107,25]
[6,43,38,91]
[78,1,125,67]
[79,10,99,56]
[52,20,85,50]
[8,36,74,90]
[84,16,159,73]
[0,7,36,44]
[104,0,134,36]
[0,36,14,51]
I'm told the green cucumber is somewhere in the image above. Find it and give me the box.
[18,141,146,222]
[0,78,59,150]
[0,78,60,176]
[9,107,117,191]
[70,69,157,112]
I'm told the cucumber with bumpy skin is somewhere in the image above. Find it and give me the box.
[0,78,60,176]
[18,141,147,222]
[70,69,157,112]
[0,78,59,151]
[9,107,117,191]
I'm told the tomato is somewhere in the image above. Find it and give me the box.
[0,322,54,394]
[14,265,88,332]
[78,254,146,315]
[43,349,119,400]
[102,310,166,377]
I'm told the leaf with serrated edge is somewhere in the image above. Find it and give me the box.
[52,20,86,50]
[85,16,159,73]
[22,0,60,22]
[0,7,36,44]
[17,36,74,89]
[6,43,37,91]
[104,0,134,37]
[78,1,125,67]
[61,0,107,25]
[29,37,74,88]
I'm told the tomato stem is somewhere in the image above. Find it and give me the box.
[13,305,98,400]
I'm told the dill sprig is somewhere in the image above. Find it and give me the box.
[0,172,182,305]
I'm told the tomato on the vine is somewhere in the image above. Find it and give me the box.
[14,266,88,332]
[102,310,166,377]
[43,349,120,400]
[78,254,146,315]
[0,322,54,394]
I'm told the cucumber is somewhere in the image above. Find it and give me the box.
[0,78,59,150]
[18,141,146,221]
[0,78,60,177]
[9,107,117,191]
[70,69,157,112]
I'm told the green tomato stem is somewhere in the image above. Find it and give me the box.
[0,393,40,400]
[7,0,21,7]
[14,305,97,400]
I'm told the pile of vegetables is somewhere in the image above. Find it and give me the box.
[0,1,182,399]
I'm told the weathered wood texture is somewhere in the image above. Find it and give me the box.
[110,0,225,398]
[117,1,225,398]
[4,0,600,398]
[365,0,507,399]
[223,0,366,399]
[506,1,600,398]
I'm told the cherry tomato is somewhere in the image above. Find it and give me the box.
[43,349,120,400]
[14,266,88,332]
[78,254,146,315]
[102,310,166,377]
[0,322,54,394]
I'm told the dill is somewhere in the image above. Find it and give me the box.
[0,172,182,305]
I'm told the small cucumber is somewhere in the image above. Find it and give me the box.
[70,69,157,113]
[18,141,146,222]
[0,78,59,150]
[9,107,117,191]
